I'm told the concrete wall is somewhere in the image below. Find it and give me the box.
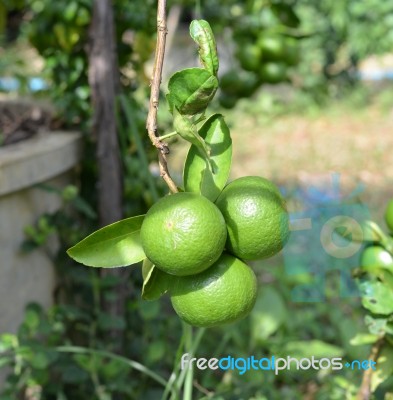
[0,132,82,335]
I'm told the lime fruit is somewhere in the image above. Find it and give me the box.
[141,192,227,276]
[219,93,238,109]
[259,62,287,84]
[360,245,393,274]
[215,176,290,260]
[257,35,285,61]
[236,43,262,72]
[220,69,259,97]
[385,199,393,232]
[170,253,257,327]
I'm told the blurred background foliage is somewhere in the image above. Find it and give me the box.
[1,0,393,399]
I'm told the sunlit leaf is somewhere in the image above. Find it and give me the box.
[350,332,380,346]
[358,278,393,315]
[190,20,219,76]
[167,68,218,115]
[183,114,232,201]
[67,216,145,268]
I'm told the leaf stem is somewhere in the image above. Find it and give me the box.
[183,324,193,400]
[170,326,206,399]
[146,0,178,194]
[159,131,178,140]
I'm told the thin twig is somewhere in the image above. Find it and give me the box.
[146,0,178,193]
[357,337,385,400]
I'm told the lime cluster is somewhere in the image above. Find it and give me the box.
[141,176,290,327]
[360,199,393,275]
[219,4,301,110]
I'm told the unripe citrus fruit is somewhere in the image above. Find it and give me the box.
[140,192,227,276]
[236,43,262,72]
[257,35,285,61]
[170,253,257,327]
[259,62,287,84]
[215,176,290,260]
[361,245,393,274]
[219,93,238,109]
[385,199,393,232]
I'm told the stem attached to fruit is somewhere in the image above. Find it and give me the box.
[146,0,178,193]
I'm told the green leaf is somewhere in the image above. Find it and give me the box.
[334,220,384,243]
[350,333,380,346]
[280,340,344,359]
[250,287,287,343]
[173,107,211,162]
[365,315,389,336]
[67,216,145,268]
[0,334,18,353]
[371,346,393,392]
[167,68,218,115]
[358,279,393,315]
[183,114,232,201]
[190,20,219,76]
[142,259,172,301]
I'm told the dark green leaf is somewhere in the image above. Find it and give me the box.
[142,259,172,301]
[183,114,232,201]
[67,216,145,268]
[173,107,211,162]
[97,312,126,331]
[359,279,393,315]
[167,68,218,115]
[138,301,161,321]
[190,20,219,76]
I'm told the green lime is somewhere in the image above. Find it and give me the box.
[170,253,257,327]
[141,192,227,276]
[259,62,287,84]
[361,245,393,273]
[219,93,238,109]
[220,69,259,97]
[236,43,262,72]
[283,37,300,66]
[385,199,393,232]
[215,176,290,260]
[220,70,239,94]
[257,35,285,61]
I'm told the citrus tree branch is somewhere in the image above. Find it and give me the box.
[357,337,385,400]
[146,0,178,193]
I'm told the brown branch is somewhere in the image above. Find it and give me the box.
[146,0,178,194]
[357,337,385,400]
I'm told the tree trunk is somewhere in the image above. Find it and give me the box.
[88,0,125,350]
